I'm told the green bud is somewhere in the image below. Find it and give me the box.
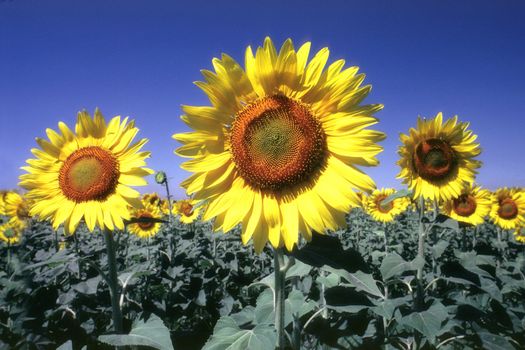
[155,171,167,184]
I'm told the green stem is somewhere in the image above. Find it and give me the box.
[497,227,502,268]
[104,229,123,333]
[274,247,286,349]
[7,241,11,275]
[414,197,427,350]
[74,232,82,278]
[383,223,390,349]
[54,229,59,252]
[164,180,174,224]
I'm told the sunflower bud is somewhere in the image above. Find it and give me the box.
[155,171,167,184]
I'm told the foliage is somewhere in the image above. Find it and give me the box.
[1,205,524,349]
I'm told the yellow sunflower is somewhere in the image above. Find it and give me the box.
[441,184,491,226]
[174,37,384,252]
[513,226,525,243]
[175,199,201,224]
[397,113,481,202]
[0,191,8,216]
[143,192,162,206]
[3,192,31,229]
[490,188,525,230]
[366,188,410,223]
[0,221,24,245]
[128,201,163,239]
[19,109,153,234]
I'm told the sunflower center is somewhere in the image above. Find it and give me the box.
[452,194,477,217]
[498,198,518,219]
[180,202,194,217]
[412,138,457,183]
[137,212,154,230]
[376,195,394,213]
[230,95,326,191]
[59,146,120,202]
[4,228,16,238]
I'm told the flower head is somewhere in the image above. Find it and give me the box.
[490,187,525,230]
[397,113,481,202]
[19,109,153,234]
[441,184,491,226]
[174,37,384,252]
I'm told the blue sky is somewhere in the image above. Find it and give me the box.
[1,0,524,198]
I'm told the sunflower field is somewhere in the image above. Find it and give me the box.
[1,37,524,350]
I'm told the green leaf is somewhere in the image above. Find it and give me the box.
[478,332,514,350]
[381,189,412,205]
[323,266,383,298]
[98,314,174,350]
[380,252,416,280]
[56,340,73,350]
[399,301,448,343]
[202,316,276,350]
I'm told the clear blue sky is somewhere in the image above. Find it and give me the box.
[1,0,524,198]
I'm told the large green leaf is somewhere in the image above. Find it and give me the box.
[98,314,174,350]
[323,266,383,298]
[478,332,514,350]
[202,316,276,350]
[399,301,448,343]
[380,252,422,280]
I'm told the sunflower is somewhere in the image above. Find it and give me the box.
[3,192,31,229]
[19,109,153,234]
[441,184,491,226]
[366,188,410,223]
[174,37,384,252]
[513,226,525,243]
[128,201,163,239]
[0,221,24,245]
[0,191,8,216]
[175,199,201,224]
[143,192,162,206]
[160,199,173,216]
[397,113,481,202]
[489,188,525,230]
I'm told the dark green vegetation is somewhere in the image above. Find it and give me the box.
[1,208,524,349]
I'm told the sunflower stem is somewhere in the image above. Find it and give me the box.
[273,247,287,349]
[73,232,82,278]
[497,227,502,269]
[415,197,426,349]
[104,228,123,333]
[54,228,59,252]
[163,179,174,225]
[7,241,11,275]
[383,222,390,349]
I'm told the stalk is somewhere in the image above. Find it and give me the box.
[7,240,11,275]
[274,247,286,349]
[383,222,389,349]
[164,180,174,224]
[73,232,82,278]
[497,227,502,268]
[54,229,59,252]
[104,229,123,333]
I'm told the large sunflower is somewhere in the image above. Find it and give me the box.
[3,192,31,229]
[441,184,491,226]
[0,221,24,245]
[19,109,153,234]
[397,113,481,202]
[175,199,202,224]
[490,188,525,230]
[174,37,384,252]
[128,201,163,239]
[366,188,410,223]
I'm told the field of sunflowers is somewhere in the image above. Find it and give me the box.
[1,37,524,350]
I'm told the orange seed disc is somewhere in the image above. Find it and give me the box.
[498,197,518,219]
[59,146,119,202]
[230,95,326,191]
[452,194,477,217]
[412,138,457,183]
